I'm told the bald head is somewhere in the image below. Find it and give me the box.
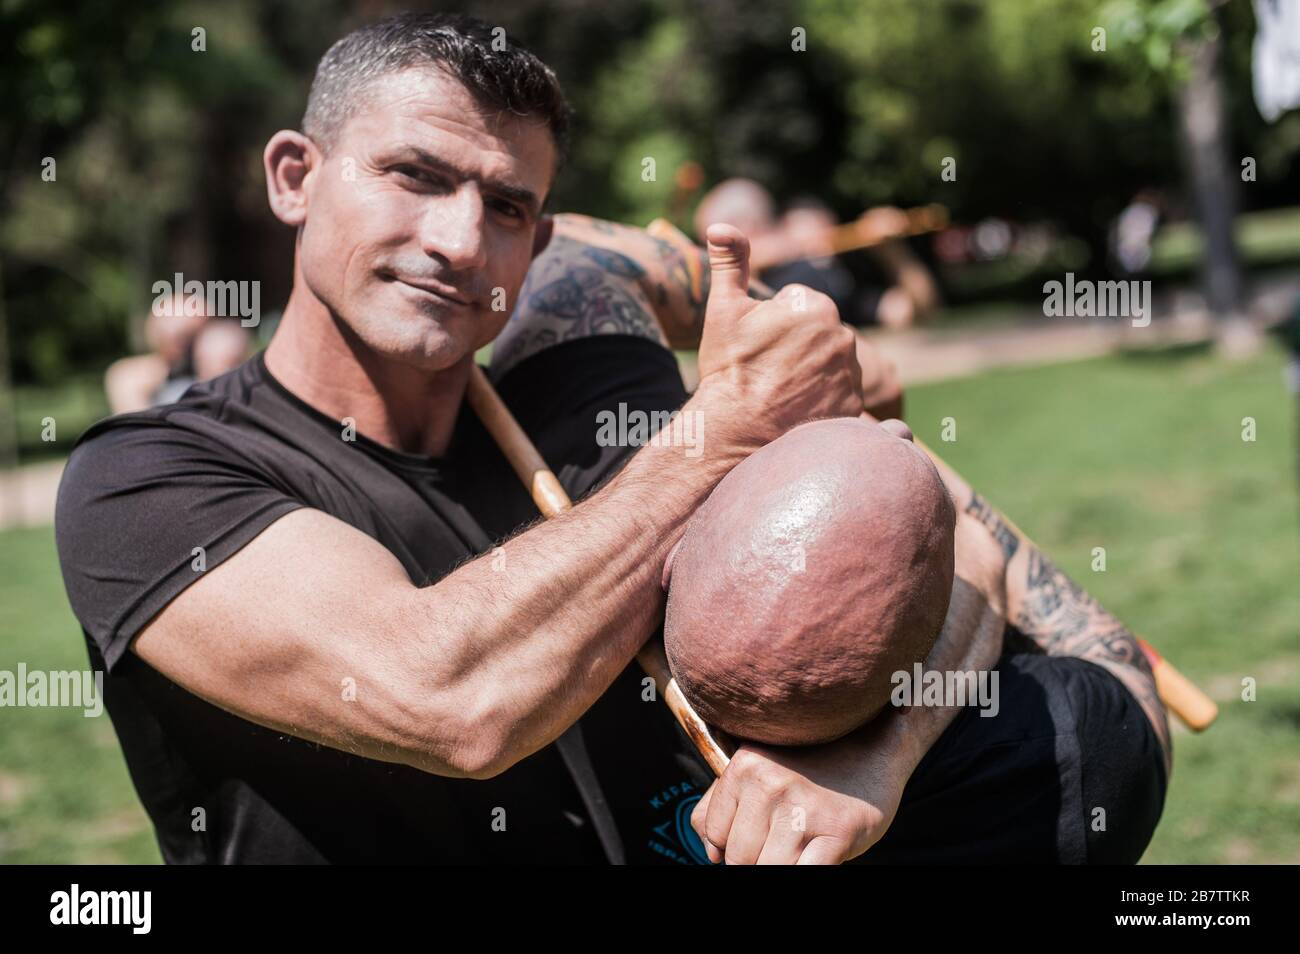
[693,177,776,241]
[663,418,956,746]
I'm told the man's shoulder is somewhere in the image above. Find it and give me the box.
[72,355,265,452]
[59,356,274,510]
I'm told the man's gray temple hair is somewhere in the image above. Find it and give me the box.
[302,12,572,164]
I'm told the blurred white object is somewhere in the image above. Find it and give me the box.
[1113,196,1160,273]
[1253,0,1300,122]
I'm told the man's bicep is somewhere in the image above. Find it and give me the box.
[130,508,470,775]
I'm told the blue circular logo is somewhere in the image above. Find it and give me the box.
[674,794,713,865]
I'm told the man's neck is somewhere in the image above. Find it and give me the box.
[265,284,471,458]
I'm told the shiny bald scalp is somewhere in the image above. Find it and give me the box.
[664,417,956,746]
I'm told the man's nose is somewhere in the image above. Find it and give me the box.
[420,185,488,271]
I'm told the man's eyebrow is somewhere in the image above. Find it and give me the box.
[388,147,541,214]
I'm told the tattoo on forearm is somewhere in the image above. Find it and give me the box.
[1017,549,1139,659]
[1015,548,1170,758]
[965,493,1020,562]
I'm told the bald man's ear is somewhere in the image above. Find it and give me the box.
[532,215,555,259]
[264,130,319,228]
[879,418,915,442]
[661,538,685,592]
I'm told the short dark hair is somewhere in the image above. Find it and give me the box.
[302,13,571,164]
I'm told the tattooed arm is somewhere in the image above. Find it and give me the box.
[489,214,706,380]
[936,456,1171,770]
[1007,545,1171,768]
[493,213,905,418]
[550,213,710,348]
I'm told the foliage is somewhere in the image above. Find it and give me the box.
[2,0,1298,384]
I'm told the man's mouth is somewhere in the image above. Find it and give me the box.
[389,275,473,307]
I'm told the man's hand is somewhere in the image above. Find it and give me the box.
[692,224,864,455]
[691,717,909,865]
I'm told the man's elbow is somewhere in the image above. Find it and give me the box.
[398,690,525,781]
[441,723,517,781]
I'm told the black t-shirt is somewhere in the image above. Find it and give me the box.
[55,335,1165,864]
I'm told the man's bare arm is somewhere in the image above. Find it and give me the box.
[934,462,1171,768]
[494,213,905,419]
[545,213,709,348]
[134,226,865,784]
[490,214,702,380]
[135,436,735,781]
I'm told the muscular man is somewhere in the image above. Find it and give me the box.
[56,13,866,866]
[55,13,1163,866]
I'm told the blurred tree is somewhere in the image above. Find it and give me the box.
[1106,0,1256,344]
[1,0,1297,404]
[802,0,1191,273]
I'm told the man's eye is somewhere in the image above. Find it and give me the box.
[394,165,434,184]
[490,199,523,220]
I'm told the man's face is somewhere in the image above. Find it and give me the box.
[297,68,555,371]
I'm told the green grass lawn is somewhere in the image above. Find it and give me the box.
[1,342,1298,864]
[1151,206,1300,275]
[0,526,161,863]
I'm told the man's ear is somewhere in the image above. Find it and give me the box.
[531,214,555,259]
[661,537,685,592]
[264,130,319,227]
[879,418,915,443]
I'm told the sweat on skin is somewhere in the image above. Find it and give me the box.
[663,417,956,746]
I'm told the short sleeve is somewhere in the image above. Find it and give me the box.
[491,334,690,502]
[55,417,303,671]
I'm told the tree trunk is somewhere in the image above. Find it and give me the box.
[1176,21,1250,346]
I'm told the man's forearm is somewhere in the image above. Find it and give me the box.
[418,393,737,776]
[944,470,1172,768]
[1006,542,1172,768]
[899,575,1003,762]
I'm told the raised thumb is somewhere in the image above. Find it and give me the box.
[705,223,752,307]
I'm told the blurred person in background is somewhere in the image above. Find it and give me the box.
[104,297,252,413]
[693,179,939,329]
